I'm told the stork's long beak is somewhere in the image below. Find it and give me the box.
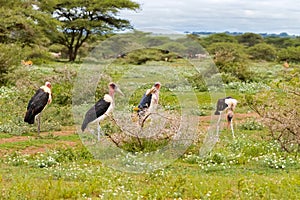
[116,87,124,96]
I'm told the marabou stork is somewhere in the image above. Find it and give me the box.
[214,96,238,137]
[136,82,161,122]
[81,82,124,141]
[24,81,52,135]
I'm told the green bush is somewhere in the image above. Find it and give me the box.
[0,44,22,85]
[219,62,253,81]
[237,32,263,47]
[52,81,73,105]
[207,42,247,65]
[116,48,178,65]
[248,43,277,61]
[277,46,300,62]
[220,72,240,84]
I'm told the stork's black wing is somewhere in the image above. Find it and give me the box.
[214,97,233,115]
[138,93,152,109]
[24,88,49,124]
[81,99,111,131]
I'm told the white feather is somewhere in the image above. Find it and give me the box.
[225,98,238,110]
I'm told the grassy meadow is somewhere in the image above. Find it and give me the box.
[0,58,300,199]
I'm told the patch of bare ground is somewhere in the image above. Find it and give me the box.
[0,113,260,155]
[0,127,80,155]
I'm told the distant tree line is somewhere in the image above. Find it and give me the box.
[199,32,300,62]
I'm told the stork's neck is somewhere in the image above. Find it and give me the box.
[109,88,115,98]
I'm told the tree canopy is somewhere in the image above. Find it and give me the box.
[37,0,140,61]
[0,0,55,47]
[237,32,263,47]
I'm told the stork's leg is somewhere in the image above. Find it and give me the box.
[37,114,41,136]
[230,120,235,138]
[216,111,222,137]
[97,123,101,141]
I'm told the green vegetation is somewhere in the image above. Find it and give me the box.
[1,1,300,198]
[1,56,299,198]
[1,129,300,199]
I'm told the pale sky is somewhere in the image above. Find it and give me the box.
[119,0,300,35]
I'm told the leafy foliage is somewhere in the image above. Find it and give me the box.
[0,44,22,85]
[38,0,140,61]
[200,33,238,47]
[207,42,246,65]
[207,42,254,81]
[248,43,277,61]
[0,0,54,46]
[115,48,177,65]
[277,46,300,62]
[237,32,264,47]
[264,36,300,49]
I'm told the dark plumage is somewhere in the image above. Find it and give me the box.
[136,82,161,122]
[214,96,232,115]
[24,82,52,124]
[24,82,52,135]
[24,88,50,124]
[81,82,124,141]
[81,99,111,132]
[138,93,152,110]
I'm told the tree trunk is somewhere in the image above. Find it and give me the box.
[67,29,89,62]
[68,47,76,62]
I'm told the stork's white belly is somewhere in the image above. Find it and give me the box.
[148,91,159,113]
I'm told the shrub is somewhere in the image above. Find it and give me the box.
[206,42,253,81]
[116,48,177,65]
[52,81,73,105]
[277,46,300,62]
[0,44,22,85]
[219,62,254,81]
[248,43,277,61]
[246,73,300,152]
[207,42,247,66]
[237,32,263,47]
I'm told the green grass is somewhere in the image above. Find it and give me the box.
[0,156,299,199]
[1,124,300,199]
[1,60,299,199]
[0,138,56,150]
[0,133,11,139]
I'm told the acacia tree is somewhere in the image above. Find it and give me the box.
[0,0,56,46]
[38,0,140,61]
[0,0,57,84]
[237,32,263,47]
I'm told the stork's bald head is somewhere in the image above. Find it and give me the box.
[154,82,161,90]
[109,82,124,96]
[45,81,51,88]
